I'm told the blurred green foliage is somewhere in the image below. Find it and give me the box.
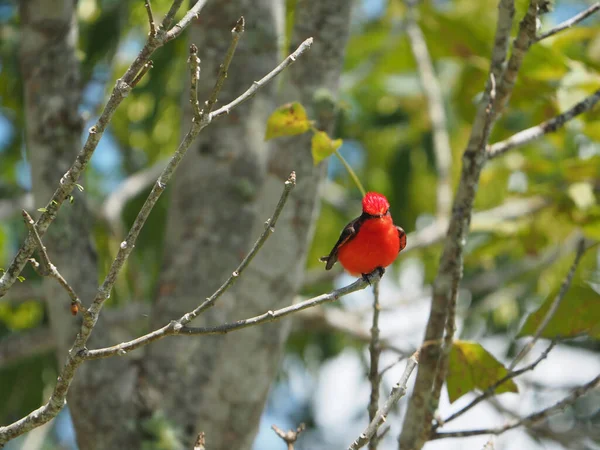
[0,0,599,433]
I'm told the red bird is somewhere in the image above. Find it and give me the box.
[321,192,407,278]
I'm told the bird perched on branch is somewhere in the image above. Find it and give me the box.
[320,192,406,280]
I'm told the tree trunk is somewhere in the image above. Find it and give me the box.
[142,0,353,449]
[19,2,140,448]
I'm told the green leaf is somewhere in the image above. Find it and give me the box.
[17,276,25,283]
[69,195,74,204]
[264,102,311,140]
[75,183,85,192]
[37,208,47,212]
[519,285,600,339]
[311,131,342,165]
[446,340,518,403]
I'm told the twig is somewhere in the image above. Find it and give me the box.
[85,265,381,359]
[160,0,184,31]
[201,17,245,118]
[209,38,313,120]
[131,60,154,88]
[406,13,452,219]
[272,423,306,450]
[21,210,85,314]
[0,0,201,298]
[487,89,600,158]
[0,21,313,447]
[188,44,202,121]
[349,351,419,450]
[493,0,539,114]
[509,238,587,370]
[193,431,206,450]
[368,281,382,450]
[399,0,513,446]
[436,341,555,428]
[144,0,157,37]
[535,3,600,42]
[102,159,167,233]
[165,0,208,42]
[431,375,600,440]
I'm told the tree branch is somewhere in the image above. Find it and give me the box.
[509,238,587,370]
[165,0,208,42]
[431,375,600,440]
[349,351,419,450]
[85,269,380,359]
[201,16,244,118]
[493,0,539,114]
[0,24,312,447]
[144,0,157,38]
[189,44,202,121]
[0,0,203,298]
[487,89,600,159]
[21,210,85,314]
[368,281,382,450]
[535,2,600,42]
[399,1,519,447]
[406,13,453,219]
[272,423,306,450]
[209,37,314,120]
[436,341,555,429]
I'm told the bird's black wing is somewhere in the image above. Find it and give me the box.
[396,225,407,253]
[320,216,362,270]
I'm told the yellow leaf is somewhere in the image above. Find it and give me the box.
[265,102,311,140]
[446,340,518,404]
[311,131,342,165]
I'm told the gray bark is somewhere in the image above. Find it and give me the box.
[143,0,352,449]
[19,2,139,448]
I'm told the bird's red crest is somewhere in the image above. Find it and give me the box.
[362,192,390,216]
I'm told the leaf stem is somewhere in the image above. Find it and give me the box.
[335,149,366,197]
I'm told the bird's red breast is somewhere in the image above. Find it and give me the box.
[337,214,400,276]
[320,192,407,277]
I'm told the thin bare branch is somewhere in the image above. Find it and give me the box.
[368,281,382,450]
[144,0,157,37]
[102,160,167,232]
[349,351,419,450]
[166,0,208,42]
[399,0,515,445]
[509,238,587,370]
[437,341,555,428]
[0,25,313,447]
[21,210,85,314]
[406,14,452,219]
[494,0,539,114]
[488,89,600,158]
[0,0,201,298]
[85,265,381,359]
[201,17,245,118]
[189,44,202,121]
[160,0,184,31]
[535,3,600,42]
[131,60,154,88]
[193,432,206,450]
[272,423,306,450]
[431,375,600,440]
[209,37,314,120]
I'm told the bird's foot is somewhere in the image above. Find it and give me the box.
[361,267,385,285]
